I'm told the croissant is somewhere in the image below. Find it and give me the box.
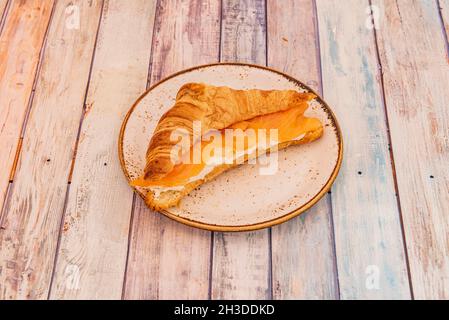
[132,83,323,210]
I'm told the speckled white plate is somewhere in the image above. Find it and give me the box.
[119,63,342,231]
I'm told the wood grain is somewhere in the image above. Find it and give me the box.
[372,0,449,299]
[123,0,221,300]
[211,0,270,300]
[267,0,338,300]
[0,0,102,300]
[49,0,156,299]
[316,0,411,299]
[0,0,53,220]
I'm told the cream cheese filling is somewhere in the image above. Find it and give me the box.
[148,185,185,199]
[147,133,306,198]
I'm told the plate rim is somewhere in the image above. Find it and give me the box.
[118,62,343,232]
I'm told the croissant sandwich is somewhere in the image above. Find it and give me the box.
[131,83,324,210]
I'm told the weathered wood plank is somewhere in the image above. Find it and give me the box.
[0,0,54,219]
[211,0,270,300]
[372,0,449,299]
[123,0,221,300]
[49,0,157,299]
[316,0,410,299]
[0,0,102,300]
[267,0,338,300]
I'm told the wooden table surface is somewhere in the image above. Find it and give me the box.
[0,0,448,300]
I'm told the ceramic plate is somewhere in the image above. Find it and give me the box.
[119,63,343,231]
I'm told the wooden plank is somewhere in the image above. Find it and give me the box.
[0,0,53,219]
[211,0,270,300]
[372,0,449,299]
[316,0,411,299]
[267,0,338,300]
[49,0,157,299]
[123,0,221,300]
[0,0,102,300]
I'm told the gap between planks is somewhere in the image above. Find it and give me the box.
[264,0,273,300]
